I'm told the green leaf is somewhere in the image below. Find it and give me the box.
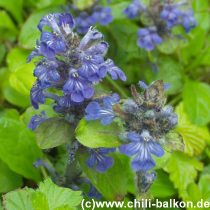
[3,178,82,210]
[35,118,73,149]
[175,103,210,156]
[183,80,210,126]
[78,151,135,200]
[0,160,22,193]
[164,152,203,199]
[0,10,17,33]
[192,0,210,31]
[3,83,30,108]
[3,188,35,210]
[108,19,141,60]
[153,58,184,95]
[38,178,82,209]
[6,48,30,72]
[32,192,49,210]
[198,175,210,201]
[0,0,23,23]
[9,63,35,96]
[76,119,123,148]
[0,44,6,64]
[72,0,95,10]
[150,170,177,198]
[0,117,42,181]
[157,38,178,54]
[0,109,20,120]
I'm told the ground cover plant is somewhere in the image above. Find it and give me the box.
[0,0,210,210]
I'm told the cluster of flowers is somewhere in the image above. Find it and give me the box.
[28,12,125,130]
[124,0,196,50]
[70,1,113,34]
[85,80,178,173]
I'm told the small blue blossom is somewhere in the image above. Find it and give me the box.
[124,0,145,19]
[160,4,182,28]
[86,148,115,173]
[137,27,162,51]
[104,59,126,81]
[85,94,120,125]
[29,13,125,110]
[63,70,94,103]
[181,10,196,32]
[28,111,47,130]
[160,105,178,128]
[90,6,113,26]
[34,59,61,85]
[88,185,102,199]
[74,5,113,34]
[75,12,93,34]
[119,131,164,171]
[30,82,46,109]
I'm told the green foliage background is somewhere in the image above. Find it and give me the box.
[0,0,209,209]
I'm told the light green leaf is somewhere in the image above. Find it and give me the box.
[183,80,210,126]
[3,188,35,210]
[3,178,82,210]
[78,152,135,200]
[32,192,49,210]
[73,0,95,10]
[7,48,30,72]
[164,152,203,199]
[0,10,18,33]
[0,117,42,181]
[9,63,35,96]
[35,118,73,149]
[3,83,30,108]
[76,119,123,148]
[38,178,82,209]
[175,103,210,156]
[0,160,22,193]
[150,170,177,198]
[0,109,20,120]
[193,0,210,30]
[0,0,23,23]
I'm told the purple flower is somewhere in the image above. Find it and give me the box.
[63,70,94,103]
[85,94,120,125]
[124,0,145,19]
[104,59,126,81]
[119,131,164,171]
[34,59,61,85]
[30,82,46,109]
[29,13,126,112]
[160,4,182,28]
[86,148,115,173]
[88,185,102,199]
[28,111,47,130]
[137,27,162,51]
[75,12,93,34]
[91,6,113,25]
[181,10,196,32]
